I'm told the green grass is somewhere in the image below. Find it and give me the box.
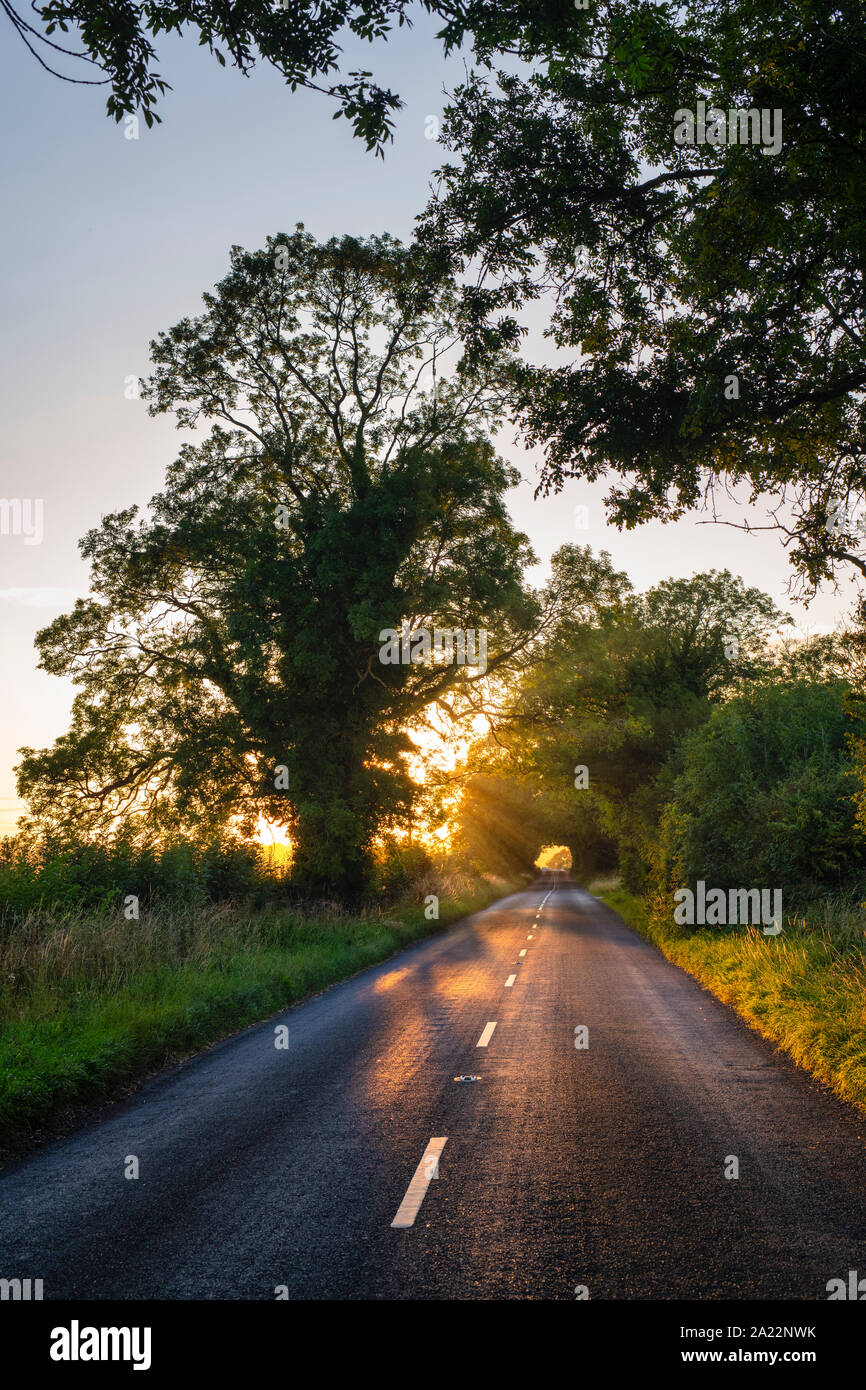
[0,874,519,1156]
[599,885,866,1116]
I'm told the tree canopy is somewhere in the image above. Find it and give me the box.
[12,2,866,591]
[8,0,417,147]
[417,0,866,594]
[8,0,532,150]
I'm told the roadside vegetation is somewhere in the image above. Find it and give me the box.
[0,838,521,1157]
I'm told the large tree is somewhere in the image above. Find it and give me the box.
[17,230,540,897]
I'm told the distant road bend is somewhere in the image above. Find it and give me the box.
[2,874,865,1299]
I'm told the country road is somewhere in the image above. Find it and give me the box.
[2,875,866,1301]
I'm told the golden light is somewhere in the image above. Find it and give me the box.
[405,710,489,785]
[535,844,572,871]
[254,815,290,846]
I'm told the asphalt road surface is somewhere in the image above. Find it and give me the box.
[2,874,866,1300]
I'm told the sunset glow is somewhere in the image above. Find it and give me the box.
[254,817,291,848]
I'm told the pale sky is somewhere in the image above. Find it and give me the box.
[0,12,858,835]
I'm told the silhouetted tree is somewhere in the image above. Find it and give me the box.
[17,230,540,897]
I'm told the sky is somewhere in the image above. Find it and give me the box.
[0,9,859,836]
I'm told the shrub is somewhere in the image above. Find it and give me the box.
[653,681,866,903]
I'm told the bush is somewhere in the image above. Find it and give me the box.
[653,681,866,903]
[373,838,436,899]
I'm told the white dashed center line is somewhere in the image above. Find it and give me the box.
[519,949,527,956]
[391,1137,448,1229]
[476,1022,497,1048]
[505,974,516,988]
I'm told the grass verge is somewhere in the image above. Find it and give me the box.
[0,874,520,1158]
[598,885,866,1116]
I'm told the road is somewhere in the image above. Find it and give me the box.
[1,874,866,1300]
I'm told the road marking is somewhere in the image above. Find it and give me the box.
[476,1021,497,1047]
[505,974,516,987]
[527,933,534,939]
[391,1137,448,1229]
[519,948,527,956]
